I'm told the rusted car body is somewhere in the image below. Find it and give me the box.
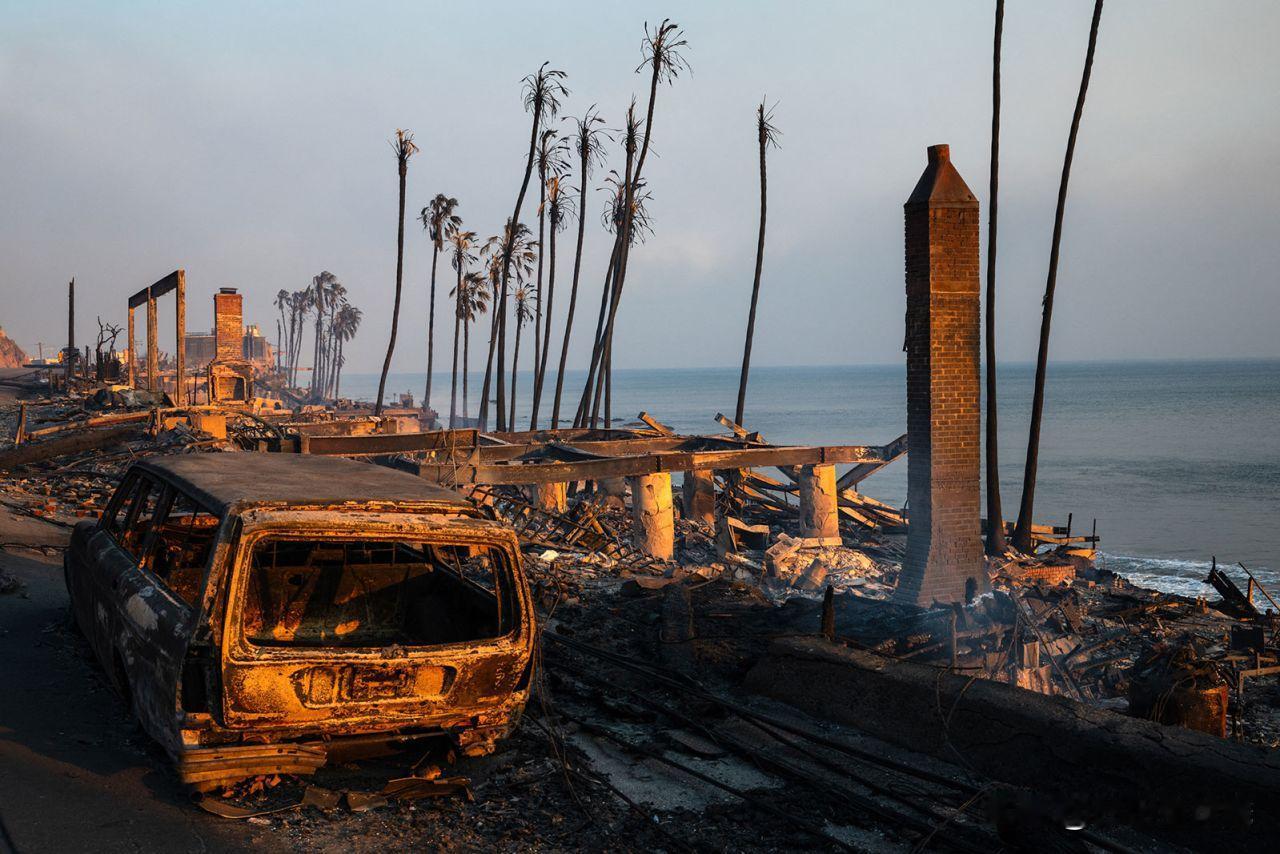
[65,454,534,789]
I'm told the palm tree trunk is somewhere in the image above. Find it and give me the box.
[578,60,664,427]
[334,339,344,398]
[510,320,523,424]
[573,241,620,427]
[532,169,546,414]
[735,107,770,427]
[985,0,1008,555]
[376,151,411,417]
[1013,0,1104,552]
[551,158,589,428]
[531,211,558,429]
[481,102,543,433]
[425,244,439,411]
[450,273,461,428]
[603,345,611,427]
[463,319,471,419]
[590,141,637,428]
[311,289,324,400]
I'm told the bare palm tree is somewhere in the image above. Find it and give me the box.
[375,129,419,416]
[577,20,689,426]
[735,100,781,427]
[528,131,569,427]
[421,194,460,413]
[447,228,478,427]
[509,284,534,422]
[986,0,1008,555]
[551,108,609,428]
[1013,0,1105,552]
[530,168,574,429]
[478,63,568,433]
[309,271,338,400]
[273,289,289,372]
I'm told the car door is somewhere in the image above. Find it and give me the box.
[74,471,147,670]
[89,473,196,747]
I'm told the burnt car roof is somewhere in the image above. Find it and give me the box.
[135,453,470,514]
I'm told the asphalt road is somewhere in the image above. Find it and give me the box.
[0,511,262,853]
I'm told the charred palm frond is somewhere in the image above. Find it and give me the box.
[522,62,570,123]
[637,19,690,85]
[421,194,461,249]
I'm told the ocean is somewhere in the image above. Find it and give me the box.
[338,359,1280,600]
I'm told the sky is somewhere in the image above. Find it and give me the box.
[2,1,1278,373]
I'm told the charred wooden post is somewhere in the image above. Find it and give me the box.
[533,481,568,514]
[895,144,984,606]
[146,287,159,391]
[627,471,674,560]
[175,270,186,402]
[126,305,136,387]
[65,278,75,381]
[681,469,717,526]
[797,463,840,543]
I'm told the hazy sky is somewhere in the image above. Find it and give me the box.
[3,1,1278,372]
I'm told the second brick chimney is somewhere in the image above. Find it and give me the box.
[213,287,244,362]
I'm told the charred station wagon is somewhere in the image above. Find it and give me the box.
[65,454,535,789]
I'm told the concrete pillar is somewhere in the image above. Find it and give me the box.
[627,472,674,560]
[797,464,840,543]
[146,288,158,391]
[895,144,984,607]
[681,469,716,526]
[533,481,568,514]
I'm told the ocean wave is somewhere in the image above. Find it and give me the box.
[1100,552,1279,600]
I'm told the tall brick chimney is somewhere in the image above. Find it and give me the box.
[213,287,244,362]
[896,145,984,606]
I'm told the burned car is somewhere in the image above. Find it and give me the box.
[65,454,534,789]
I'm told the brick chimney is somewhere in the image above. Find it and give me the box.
[213,287,244,362]
[895,145,984,606]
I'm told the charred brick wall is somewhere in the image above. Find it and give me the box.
[896,145,984,606]
[213,288,244,362]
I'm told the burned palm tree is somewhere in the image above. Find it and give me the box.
[458,270,490,420]
[331,302,362,398]
[734,99,781,427]
[576,20,689,427]
[528,130,569,428]
[530,168,574,429]
[375,129,420,416]
[309,271,339,400]
[287,287,314,387]
[447,228,478,427]
[509,284,534,422]
[577,106,656,427]
[273,289,289,372]
[550,107,609,428]
[986,0,1008,555]
[478,63,569,432]
[1013,0,1105,552]
[421,194,461,412]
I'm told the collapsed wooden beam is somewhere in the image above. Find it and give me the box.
[414,443,894,486]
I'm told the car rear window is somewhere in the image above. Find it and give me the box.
[239,537,518,648]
